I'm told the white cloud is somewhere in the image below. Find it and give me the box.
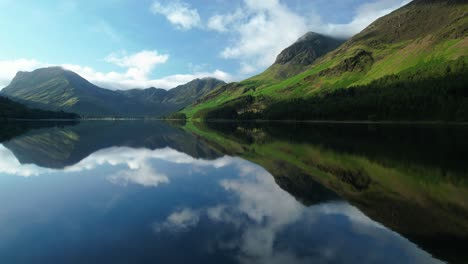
[207,0,410,75]
[0,1,408,90]
[150,1,201,30]
[106,50,169,70]
[213,0,309,75]
[61,61,232,90]
[0,139,445,264]
[108,163,169,187]
[0,50,233,90]
[154,208,200,232]
[321,0,411,38]
[0,145,51,177]
[0,144,237,185]
[65,146,236,174]
[0,59,44,88]
[140,69,232,89]
[105,50,169,81]
[207,9,244,33]
[152,160,440,264]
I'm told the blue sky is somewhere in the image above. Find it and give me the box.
[0,0,409,90]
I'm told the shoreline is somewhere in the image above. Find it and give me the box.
[2,118,468,125]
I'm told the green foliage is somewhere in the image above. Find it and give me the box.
[165,112,187,120]
[0,95,79,120]
[262,57,468,121]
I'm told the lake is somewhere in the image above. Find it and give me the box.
[0,121,467,264]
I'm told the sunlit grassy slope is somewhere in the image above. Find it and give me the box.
[182,0,468,120]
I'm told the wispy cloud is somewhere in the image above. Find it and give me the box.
[153,208,201,232]
[0,59,44,88]
[0,50,233,90]
[91,20,122,42]
[0,145,236,181]
[108,163,169,187]
[320,0,411,37]
[150,0,202,30]
[104,50,169,81]
[62,59,232,90]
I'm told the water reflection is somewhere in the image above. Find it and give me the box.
[0,121,466,263]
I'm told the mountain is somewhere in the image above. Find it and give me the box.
[1,67,144,117]
[182,0,468,121]
[260,32,344,79]
[0,94,78,120]
[118,77,226,115]
[1,67,225,117]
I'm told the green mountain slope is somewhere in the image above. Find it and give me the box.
[1,67,225,117]
[183,0,468,121]
[0,95,78,120]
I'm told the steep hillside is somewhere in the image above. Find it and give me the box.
[183,0,468,121]
[1,67,145,117]
[1,67,224,117]
[0,95,78,120]
[256,32,344,79]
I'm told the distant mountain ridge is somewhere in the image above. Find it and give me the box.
[118,77,226,114]
[1,67,225,117]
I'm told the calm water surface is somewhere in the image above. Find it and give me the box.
[0,121,467,264]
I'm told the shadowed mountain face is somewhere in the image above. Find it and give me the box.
[275,32,344,65]
[266,32,345,79]
[0,95,78,120]
[1,67,225,117]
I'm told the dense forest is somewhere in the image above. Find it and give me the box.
[202,57,468,121]
[0,95,79,120]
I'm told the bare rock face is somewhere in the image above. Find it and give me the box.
[274,32,344,65]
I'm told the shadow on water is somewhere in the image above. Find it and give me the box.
[1,120,467,263]
[1,120,221,169]
[187,121,468,264]
[0,120,79,143]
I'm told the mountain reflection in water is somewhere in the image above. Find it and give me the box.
[0,120,466,264]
